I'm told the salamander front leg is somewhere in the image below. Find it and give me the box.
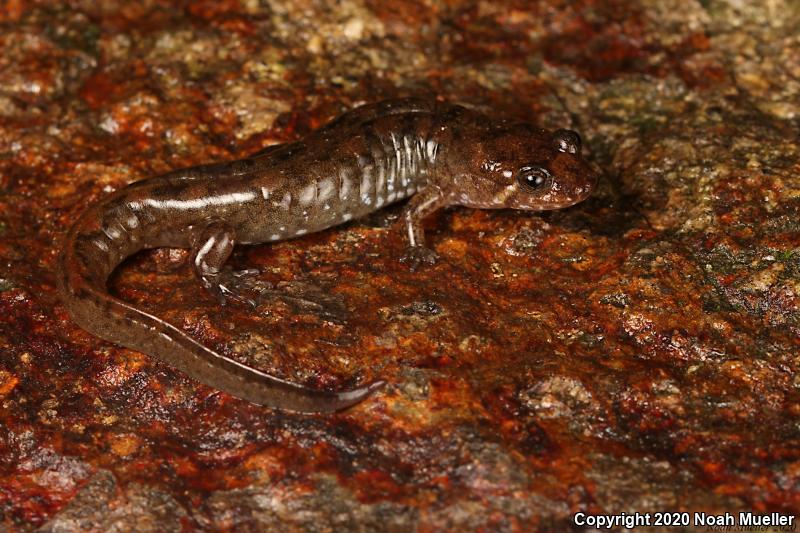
[397,186,448,271]
[191,222,258,307]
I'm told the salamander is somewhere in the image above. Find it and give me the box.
[57,97,598,413]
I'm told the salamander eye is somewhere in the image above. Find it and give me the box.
[553,129,581,154]
[517,166,551,191]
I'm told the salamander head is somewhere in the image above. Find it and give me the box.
[450,123,599,210]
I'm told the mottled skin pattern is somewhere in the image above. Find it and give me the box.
[57,98,599,413]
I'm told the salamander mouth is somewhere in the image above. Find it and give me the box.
[536,185,596,210]
[536,199,585,210]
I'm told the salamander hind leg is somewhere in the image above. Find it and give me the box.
[191,222,259,307]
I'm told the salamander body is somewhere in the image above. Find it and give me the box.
[57,98,598,413]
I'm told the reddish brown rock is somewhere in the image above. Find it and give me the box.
[1,0,798,531]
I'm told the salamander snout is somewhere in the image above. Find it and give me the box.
[501,128,598,211]
[543,128,598,206]
[544,150,599,208]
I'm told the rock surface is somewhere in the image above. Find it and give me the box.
[0,0,798,530]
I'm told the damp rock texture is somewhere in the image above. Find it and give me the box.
[1,0,798,531]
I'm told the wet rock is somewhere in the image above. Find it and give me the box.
[2,0,799,530]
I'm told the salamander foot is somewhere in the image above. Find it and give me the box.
[204,268,261,308]
[399,246,439,271]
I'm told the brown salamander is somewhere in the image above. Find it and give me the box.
[57,97,598,413]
